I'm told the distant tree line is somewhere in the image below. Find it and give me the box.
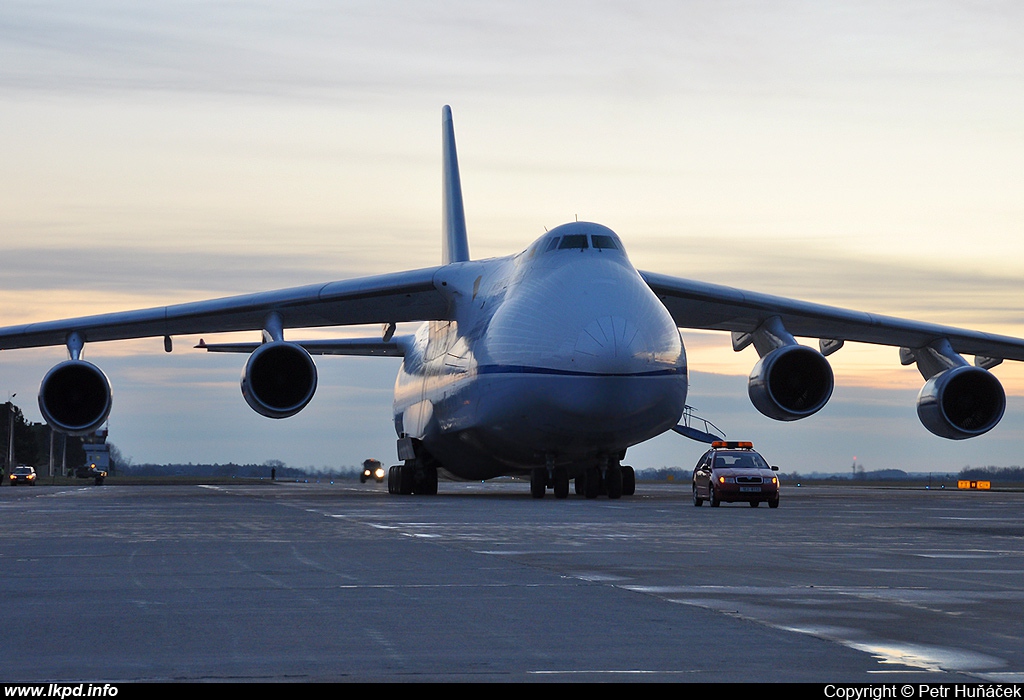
[957,466,1024,482]
[1,401,86,473]
[121,460,365,480]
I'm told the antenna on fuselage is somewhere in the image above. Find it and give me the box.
[442,105,470,264]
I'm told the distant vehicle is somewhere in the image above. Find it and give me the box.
[75,464,107,485]
[361,459,385,484]
[692,441,780,508]
[9,466,36,486]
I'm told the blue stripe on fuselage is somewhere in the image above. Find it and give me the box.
[475,364,686,378]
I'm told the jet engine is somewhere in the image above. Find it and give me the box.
[917,365,1005,440]
[240,341,318,419]
[38,360,113,435]
[748,344,834,421]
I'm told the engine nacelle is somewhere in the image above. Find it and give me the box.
[917,365,1005,440]
[38,360,113,435]
[748,344,834,421]
[241,341,318,419]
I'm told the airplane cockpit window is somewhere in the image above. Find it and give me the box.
[591,234,619,250]
[544,237,561,252]
[558,234,589,250]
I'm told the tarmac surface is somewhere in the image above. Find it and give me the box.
[1,479,1023,683]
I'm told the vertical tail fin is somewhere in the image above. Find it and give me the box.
[442,105,470,264]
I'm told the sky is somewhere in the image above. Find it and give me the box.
[1,1,1023,473]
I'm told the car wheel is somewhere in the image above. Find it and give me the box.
[710,486,720,508]
[768,496,780,508]
[692,485,703,507]
[749,501,759,508]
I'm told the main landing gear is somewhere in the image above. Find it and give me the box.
[531,466,571,499]
[387,457,438,495]
[532,463,635,500]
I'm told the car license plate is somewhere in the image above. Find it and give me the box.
[739,486,760,492]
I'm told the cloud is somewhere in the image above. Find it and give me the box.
[4,2,1021,106]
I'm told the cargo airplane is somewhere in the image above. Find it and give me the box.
[3,107,1023,498]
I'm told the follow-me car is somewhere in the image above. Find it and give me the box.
[692,442,780,508]
[1,107,1023,499]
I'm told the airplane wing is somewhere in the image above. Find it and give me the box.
[0,267,448,351]
[640,270,1024,363]
[196,336,410,357]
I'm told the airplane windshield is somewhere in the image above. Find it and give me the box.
[558,234,589,250]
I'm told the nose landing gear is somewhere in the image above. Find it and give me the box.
[532,459,635,500]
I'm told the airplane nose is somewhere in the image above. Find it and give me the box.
[485,255,685,376]
[573,315,646,374]
[476,251,688,453]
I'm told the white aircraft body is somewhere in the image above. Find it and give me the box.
[3,107,1024,498]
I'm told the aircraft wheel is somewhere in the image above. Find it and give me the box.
[398,464,415,495]
[414,464,438,495]
[388,465,405,494]
[606,466,623,500]
[552,467,569,499]
[621,466,635,496]
[530,468,546,499]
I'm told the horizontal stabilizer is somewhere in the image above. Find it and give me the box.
[196,336,409,357]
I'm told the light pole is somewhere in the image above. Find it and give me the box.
[5,393,16,484]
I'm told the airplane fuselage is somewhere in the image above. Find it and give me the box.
[393,222,688,480]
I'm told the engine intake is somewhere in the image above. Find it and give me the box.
[748,345,834,421]
[917,365,1005,440]
[241,341,318,419]
[38,360,112,435]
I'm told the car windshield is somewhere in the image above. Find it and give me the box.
[713,451,768,469]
